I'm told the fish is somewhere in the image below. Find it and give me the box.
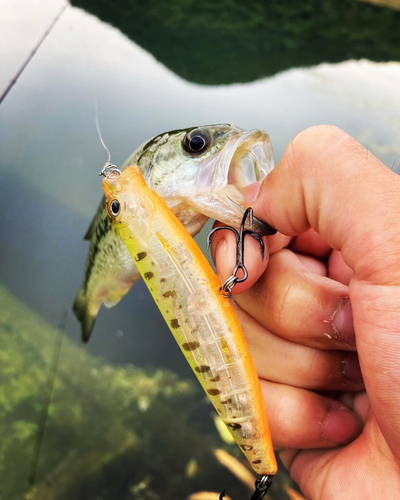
[74,124,275,342]
[102,165,277,476]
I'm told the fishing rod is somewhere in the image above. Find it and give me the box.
[0,2,69,106]
[28,310,68,486]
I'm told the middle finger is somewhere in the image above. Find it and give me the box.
[234,303,364,391]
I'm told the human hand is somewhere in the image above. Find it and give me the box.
[211,126,400,498]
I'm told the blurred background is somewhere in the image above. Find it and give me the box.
[0,0,399,498]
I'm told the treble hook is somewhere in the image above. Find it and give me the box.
[219,474,273,500]
[207,208,265,298]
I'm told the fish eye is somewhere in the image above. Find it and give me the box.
[109,199,120,217]
[183,128,211,155]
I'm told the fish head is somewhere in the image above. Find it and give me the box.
[127,124,276,235]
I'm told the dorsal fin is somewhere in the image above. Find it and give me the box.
[84,216,97,241]
[84,196,107,241]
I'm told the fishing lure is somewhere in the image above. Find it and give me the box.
[101,165,277,496]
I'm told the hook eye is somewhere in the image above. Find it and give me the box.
[233,263,248,283]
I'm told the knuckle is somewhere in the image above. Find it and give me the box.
[290,125,350,167]
[293,124,347,147]
[273,281,293,331]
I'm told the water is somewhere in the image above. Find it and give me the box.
[0,1,399,499]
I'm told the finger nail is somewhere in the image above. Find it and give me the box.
[323,407,361,444]
[343,352,364,384]
[333,298,355,346]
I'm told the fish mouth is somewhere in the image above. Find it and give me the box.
[227,129,274,191]
[193,129,276,235]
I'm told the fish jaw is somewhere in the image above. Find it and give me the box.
[208,129,274,193]
[167,129,276,235]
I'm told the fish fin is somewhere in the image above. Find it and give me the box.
[85,196,107,241]
[104,294,124,308]
[84,216,97,241]
[73,288,96,343]
[104,285,132,308]
[81,315,96,344]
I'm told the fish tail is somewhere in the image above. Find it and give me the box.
[73,287,96,343]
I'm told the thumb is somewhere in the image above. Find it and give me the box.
[252,125,400,459]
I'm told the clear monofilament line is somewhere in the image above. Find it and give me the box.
[94,96,112,165]
[94,97,121,178]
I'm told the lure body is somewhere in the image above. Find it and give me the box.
[103,166,277,475]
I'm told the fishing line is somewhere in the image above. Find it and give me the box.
[84,14,115,170]
[0,2,69,105]
[94,96,112,165]
[28,310,68,486]
[94,96,121,177]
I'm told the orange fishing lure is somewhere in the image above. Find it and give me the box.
[102,166,277,481]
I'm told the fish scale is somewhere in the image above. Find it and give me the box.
[103,166,277,476]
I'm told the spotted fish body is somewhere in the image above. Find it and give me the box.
[74,124,275,342]
[103,166,277,476]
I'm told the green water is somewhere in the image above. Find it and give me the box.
[0,0,399,498]
[0,285,250,499]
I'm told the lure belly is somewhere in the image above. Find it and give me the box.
[103,166,277,476]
